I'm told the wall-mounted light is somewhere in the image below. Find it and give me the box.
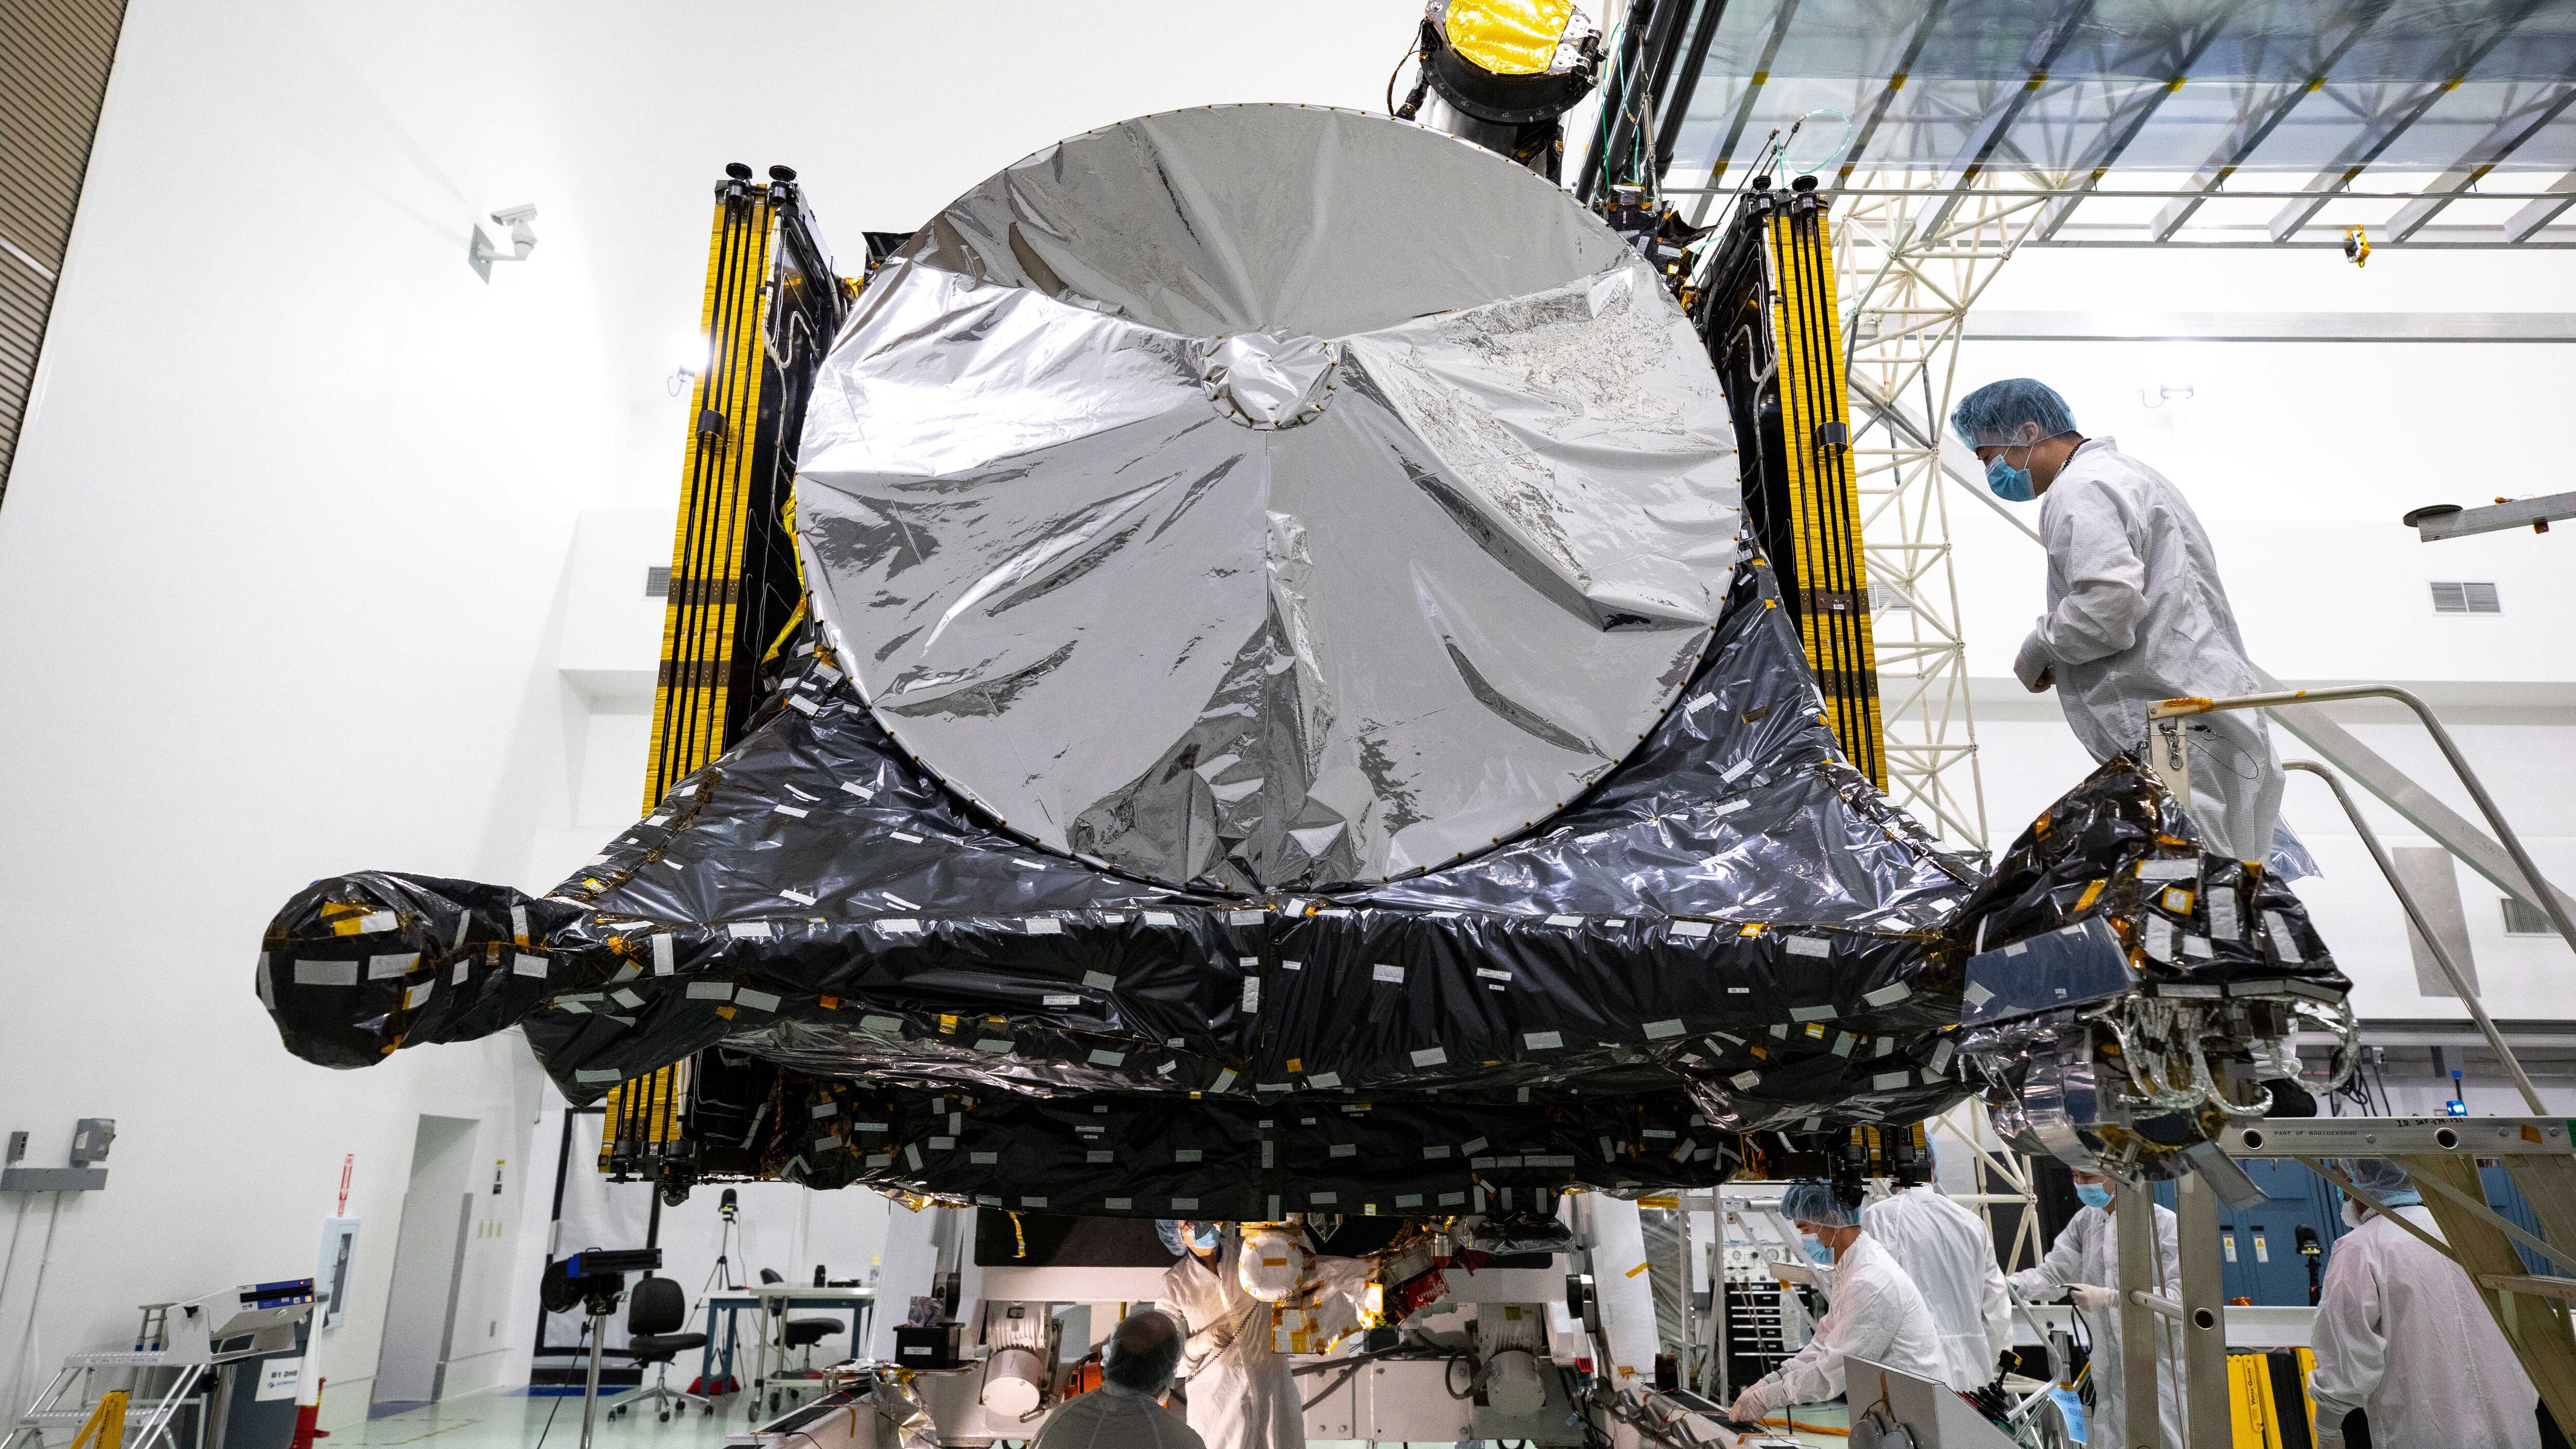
[669,330,711,397]
[469,204,538,281]
[2140,382,2194,409]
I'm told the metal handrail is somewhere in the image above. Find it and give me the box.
[2154,685,2576,959]
[2282,760,2545,1114]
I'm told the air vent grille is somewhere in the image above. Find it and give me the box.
[2429,581,2500,615]
[2503,897,2556,935]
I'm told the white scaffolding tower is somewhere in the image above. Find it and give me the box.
[1828,176,2055,859]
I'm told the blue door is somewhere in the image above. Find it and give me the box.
[2155,1158,2341,1305]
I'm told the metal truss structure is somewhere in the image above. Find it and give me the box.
[1639,0,2576,251]
[1819,176,2058,855]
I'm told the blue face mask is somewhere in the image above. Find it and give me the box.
[2075,1182,2113,1209]
[1986,454,2035,502]
[1156,1220,1222,1256]
[1801,1233,1835,1264]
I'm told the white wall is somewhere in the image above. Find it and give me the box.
[0,0,623,1419]
[0,0,1422,1429]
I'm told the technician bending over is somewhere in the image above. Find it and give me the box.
[1728,1183,1945,1425]
[2007,1166,2186,1449]
[1030,1308,1206,1449]
[1951,379,2282,863]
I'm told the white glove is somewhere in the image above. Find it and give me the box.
[1729,1379,1778,1424]
[2311,1425,2345,1449]
[2013,632,2055,692]
[2069,1283,2116,1314]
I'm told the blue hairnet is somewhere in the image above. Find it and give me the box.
[1780,1181,1858,1229]
[1951,378,2078,448]
[2337,1157,2412,1194]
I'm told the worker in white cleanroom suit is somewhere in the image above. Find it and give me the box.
[1030,1307,1206,1449]
[1157,1220,1363,1449]
[2309,1158,2546,1449]
[1951,378,2281,863]
[1729,1183,1945,1424]
[1863,1166,2013,1390]
[2007,1166,2186,1449]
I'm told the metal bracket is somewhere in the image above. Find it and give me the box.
[2402,489,2575,540]
[0,1166,106,1192]
[2140,704,2194,807]
[2219,1115,2572,1158]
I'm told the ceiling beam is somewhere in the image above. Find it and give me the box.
[2266,0,2551,242]
[2150,0,2399,242]
[2264,83,2467,241]
[2035,11,2235,240]
[1963,309,2576,343]
[2384,86,2576,240]
[2505,168,2576,241]
[1918,0,2101,237]
[1832,0,1954,190]
[1688,0,1801,224]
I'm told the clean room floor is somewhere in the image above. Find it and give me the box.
[334,1392,739,1449]
[342,1389,1856,1447]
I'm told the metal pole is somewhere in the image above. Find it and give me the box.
[1651,0,1730,177]
[1674,1203,1697,1390]
[2284,760,2547,1113]
[1705,1239,1727,1400]
[578,1307,608,1449]
[1577,0,1656,201]
[2153,685,2576,956]
[1594,0,1692,199]
[2173,1174,2229,1448]
[2114,1182,2158,1449]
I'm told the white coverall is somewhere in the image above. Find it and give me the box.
[1030,1380,1208,1449]
[2007,1201,2187,1449]
[2013,437,2280,861]
[1160,1231,1363,1449]
[1736,1231,1946,1413]
[2309,1204,2541,1449]
[1862,1184,2011,1391]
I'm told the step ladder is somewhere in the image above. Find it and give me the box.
[3,1355,206,1449]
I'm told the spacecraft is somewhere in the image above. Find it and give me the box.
[258,103,2349,1220]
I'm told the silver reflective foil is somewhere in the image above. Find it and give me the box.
[796,105,1739,892]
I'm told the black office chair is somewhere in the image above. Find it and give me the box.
[605,1275,711,1422]
[756,1269,845,1411]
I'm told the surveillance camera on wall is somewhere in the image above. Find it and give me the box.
[470,204,539,281]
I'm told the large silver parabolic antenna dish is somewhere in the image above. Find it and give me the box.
[794,105,1739,892]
